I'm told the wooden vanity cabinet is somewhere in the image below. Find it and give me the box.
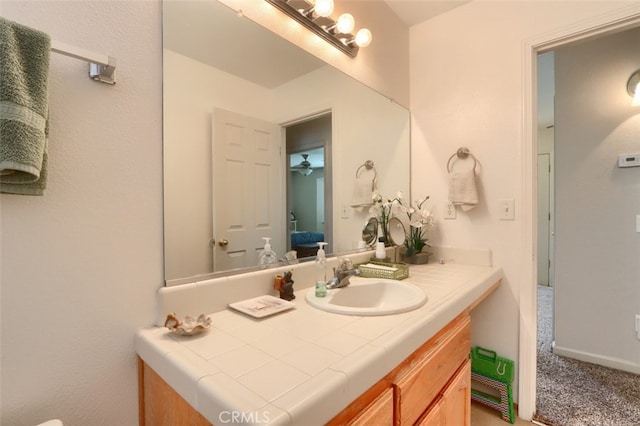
[138,359,211,426]
[329,312,471,426]
[139,312,472,426]
[348,387,394,425]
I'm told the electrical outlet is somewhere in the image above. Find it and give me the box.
[636,314,640,340]
[444,201,456,219]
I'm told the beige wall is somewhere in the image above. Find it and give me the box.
[1,2,407,424]
[1,1,162,425]
[554,27,640,372]
[409,0,639,400]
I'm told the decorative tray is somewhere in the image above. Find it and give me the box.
[164,313,212,336]
[229,295,296,318]
[355,260,409,280]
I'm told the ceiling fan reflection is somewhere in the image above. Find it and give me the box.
[291,154,314,176]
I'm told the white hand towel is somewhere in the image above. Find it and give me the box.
[350,168,376,207]
[448,168,478,211]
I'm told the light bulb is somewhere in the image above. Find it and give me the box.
[336,13,355,34]
[314,0,334,18]
[633,82,640,107]
[355,28,372,47]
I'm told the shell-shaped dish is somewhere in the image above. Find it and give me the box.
[164,312,212,336]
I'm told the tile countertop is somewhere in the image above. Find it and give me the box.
[136,262,503,426]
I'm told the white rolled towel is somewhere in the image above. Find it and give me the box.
[448,168,478,211]
[350,168,376,207]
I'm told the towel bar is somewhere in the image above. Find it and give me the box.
[51,40,116,85]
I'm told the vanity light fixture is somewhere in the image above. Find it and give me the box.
[627,69,640,106]
[265,0,372,58]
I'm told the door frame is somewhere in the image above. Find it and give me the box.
[536,152,551,287]
[282,109,333,254]
[519,4,640,419]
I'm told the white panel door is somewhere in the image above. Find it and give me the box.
[537,153,551,286]
[212,108,284,272]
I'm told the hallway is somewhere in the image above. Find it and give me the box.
[535,286,640,425]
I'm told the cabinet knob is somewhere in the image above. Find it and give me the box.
[218,239,229,247]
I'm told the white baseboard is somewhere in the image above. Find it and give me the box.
[553,345,640,374]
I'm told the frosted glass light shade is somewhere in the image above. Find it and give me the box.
[314,0,334,17]
[633,82,640,107]
[355,28,372,47]
[336,13,355,34]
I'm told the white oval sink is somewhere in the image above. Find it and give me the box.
[305,277,427,316]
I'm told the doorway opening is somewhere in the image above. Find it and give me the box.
[285,113,333,260]
[519,11,640,419]
[535,31,640,423]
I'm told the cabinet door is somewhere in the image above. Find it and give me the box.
[349,387,394,426]
[418,359,471,426]
[394,316,471,425]
[417,399,444,426]
[441,359,471,426]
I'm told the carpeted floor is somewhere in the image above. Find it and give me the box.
[535,285,640,426]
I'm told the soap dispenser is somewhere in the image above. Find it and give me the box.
[314,242,328,297]
[258,237,277,267]
[375,237,386,260]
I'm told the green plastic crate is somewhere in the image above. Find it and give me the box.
[470,346,514,383]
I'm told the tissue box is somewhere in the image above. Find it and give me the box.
[356,261,409,280]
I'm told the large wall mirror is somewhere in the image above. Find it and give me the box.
[163,0,411,284]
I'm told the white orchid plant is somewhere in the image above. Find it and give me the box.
[369,191,403,247]
[369,191,434,253]
[398,195,434,257]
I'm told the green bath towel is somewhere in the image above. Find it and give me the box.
[0,16,51,195]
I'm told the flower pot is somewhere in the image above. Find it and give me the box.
[400,251,431,265]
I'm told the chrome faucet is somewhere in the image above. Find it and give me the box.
[326,258,361,289]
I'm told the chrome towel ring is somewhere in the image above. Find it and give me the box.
[447,147,477,172]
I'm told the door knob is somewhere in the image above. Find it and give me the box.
[218,239,229,247]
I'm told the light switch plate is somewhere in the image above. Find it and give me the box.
[341,204,350,219]
[499,199,515,220]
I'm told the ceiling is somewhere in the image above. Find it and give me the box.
[382,0,472,27]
